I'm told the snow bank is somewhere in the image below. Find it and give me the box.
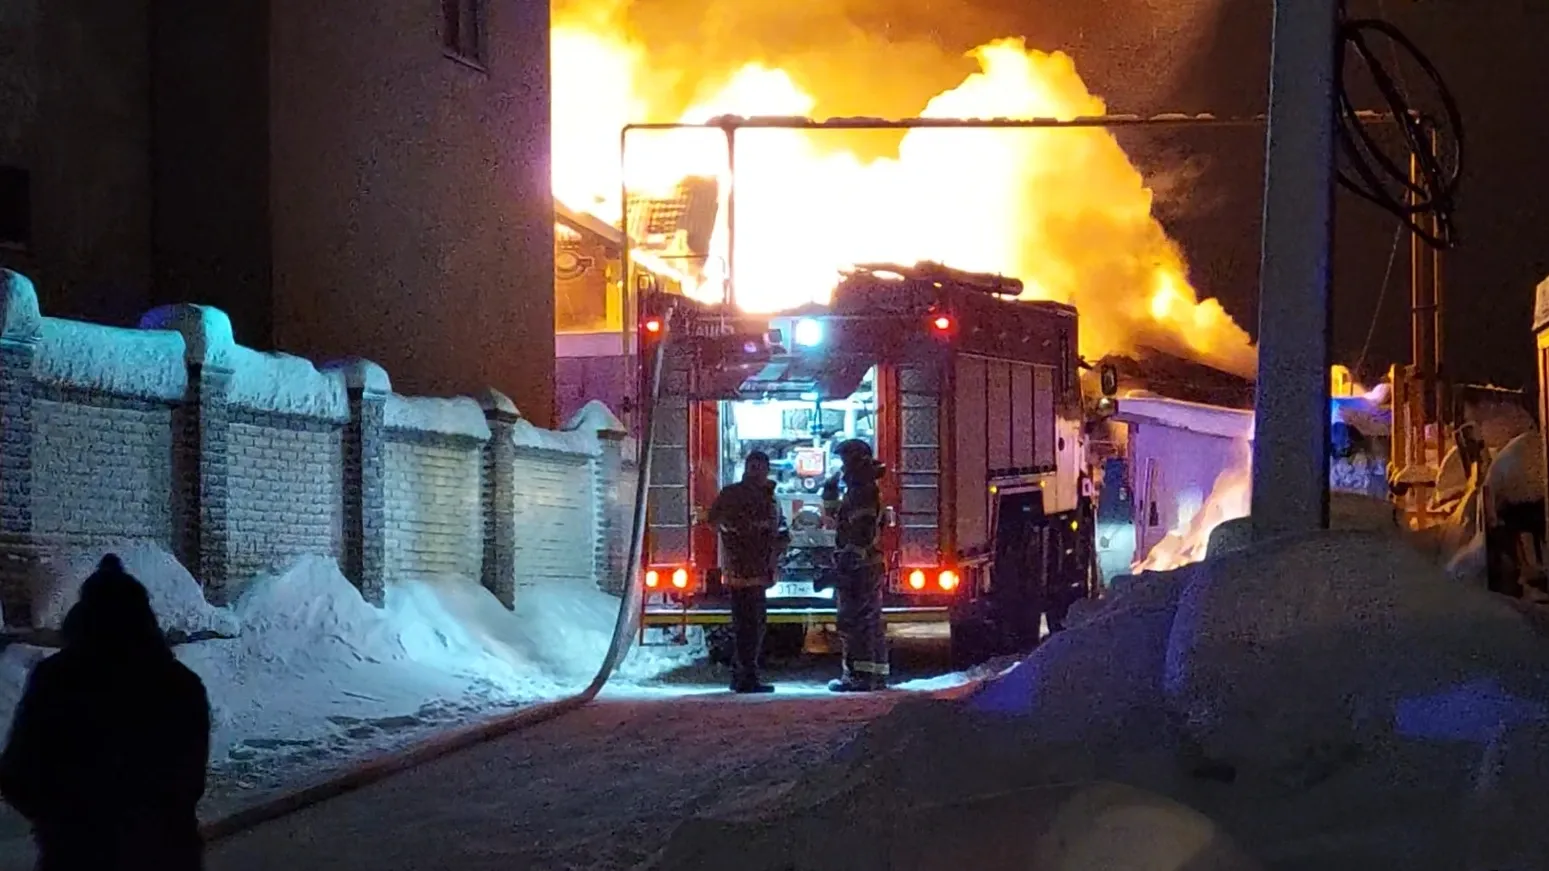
[1464,717,1549,871]
[36,318,188,400]
[1485,428,1545,508]
[383,395,491,441]
[174,557,687,787]
[31,541,239,637]
[1446,531,1489,587]
[967,566,1192,744]
[226,346,349,419]
[1165,530,1549,787]
[512,418,601,455]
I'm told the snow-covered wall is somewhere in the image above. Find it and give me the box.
[0,270,632,623]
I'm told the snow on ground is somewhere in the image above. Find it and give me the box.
[1,545,698,820]
[32,542,240,637]
[637,529,1549,871]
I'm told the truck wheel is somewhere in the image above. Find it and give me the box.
[706,626,735,666]
[949,615,997,671]
[762,624,807,661]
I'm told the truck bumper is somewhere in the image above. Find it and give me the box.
[640,605,950,627]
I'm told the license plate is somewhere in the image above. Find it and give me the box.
[770,581,830,600]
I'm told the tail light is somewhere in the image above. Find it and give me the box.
[644,566,693,592]
[901,567,961,594]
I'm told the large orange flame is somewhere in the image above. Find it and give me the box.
[551,9,1256,375]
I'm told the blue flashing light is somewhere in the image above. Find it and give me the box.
[794,318,824,348]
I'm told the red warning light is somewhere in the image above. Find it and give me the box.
[931,315,952,332]
[643,318,663,334]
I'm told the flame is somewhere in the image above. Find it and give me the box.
[551,9,1256,374]
[1133,446,1252,572]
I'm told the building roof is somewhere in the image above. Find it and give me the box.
[1113,393,1255,440]
[554,201,624,248]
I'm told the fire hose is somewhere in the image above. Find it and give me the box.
[201,317,673,843]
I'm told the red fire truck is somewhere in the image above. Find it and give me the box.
[636,262,1097,666]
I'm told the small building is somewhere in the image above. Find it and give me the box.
[1106,393,1255,573]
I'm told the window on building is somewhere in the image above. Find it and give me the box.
[0,166,29,251]
[442,0,485,66]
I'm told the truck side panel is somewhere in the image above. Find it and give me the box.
[1012,364,1035,468]
[987,362,1013,469]
[1034,365,1056,470]
[954,356,991,556]
[897,362,943,566]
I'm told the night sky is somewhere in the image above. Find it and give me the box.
[1002,0,1549,391]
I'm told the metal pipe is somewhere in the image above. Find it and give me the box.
[623,111,1394,134]
[1249,0,1341,539]
[724,122,737,308]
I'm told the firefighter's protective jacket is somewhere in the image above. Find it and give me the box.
[708,479,790,587]
[823,462,886,572]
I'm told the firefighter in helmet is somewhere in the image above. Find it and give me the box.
[820,438,889,692]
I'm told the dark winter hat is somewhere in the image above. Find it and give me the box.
[833,439,873,461]
[64,554,165,653]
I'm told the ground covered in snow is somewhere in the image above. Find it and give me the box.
[635,529,1549,871]
[0,542,701,864]
[202,692,925,871]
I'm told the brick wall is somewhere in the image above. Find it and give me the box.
[383,433,483,581]
[511,448,595,588]
[226,412,343,581]
[0,269,633,622]
[32,390,175,550]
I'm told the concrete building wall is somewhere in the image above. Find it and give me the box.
[0,0,153,324]
[1,0,556,423]
[268,0,556,424]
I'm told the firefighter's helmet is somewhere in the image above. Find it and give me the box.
[833,439,873,462]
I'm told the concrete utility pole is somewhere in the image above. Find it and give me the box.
[1250,0,1341,539]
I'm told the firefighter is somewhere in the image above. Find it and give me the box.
[821,439,889,692]
[707,451,789,694]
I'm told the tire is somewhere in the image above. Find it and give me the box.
[762,624,807,662]
[949,612,998,671]
[706,626,735,666]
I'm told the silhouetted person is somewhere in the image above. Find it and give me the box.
[708,451,790,693]
[0,554,211,871]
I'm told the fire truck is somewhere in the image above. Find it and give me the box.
[633,262,1098,666]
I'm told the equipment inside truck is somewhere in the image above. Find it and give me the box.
[719,367,878,600]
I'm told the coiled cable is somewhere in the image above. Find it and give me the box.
[1336,9,1464,249]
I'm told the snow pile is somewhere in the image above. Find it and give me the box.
[383,395,491,440]
[1464,717,1549,870]
[34,318,188,400]
[226,346,349,419]
[1166,531,1549,786]
[9,547,685,801]
[1485,428,1545,509]
[512,417,602,455]
[967,566,1193,743]
[649,529,1549,870]
[31,541,239,637]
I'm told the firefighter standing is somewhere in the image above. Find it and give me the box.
[707,451,789,694]
[822,439,889,693]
